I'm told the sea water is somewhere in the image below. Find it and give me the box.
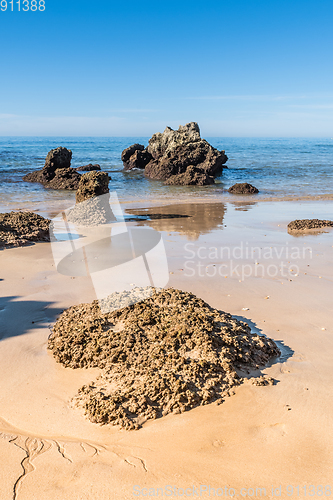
[0,137,332,213]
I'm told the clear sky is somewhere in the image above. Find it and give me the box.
[0,0,332,137]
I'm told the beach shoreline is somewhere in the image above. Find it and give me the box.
[0,197,332,498]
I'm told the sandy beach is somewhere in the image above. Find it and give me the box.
[0,198,332,499]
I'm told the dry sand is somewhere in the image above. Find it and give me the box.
[0,200,332,499]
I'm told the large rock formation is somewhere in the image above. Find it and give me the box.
[75,171,111,203]
[23,147,81,190]
[228,183,259,194]
[67,171,115,226]
[0,211,50,248]
[121,122,228,185]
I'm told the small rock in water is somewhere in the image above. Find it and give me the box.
[228,183,259,194]
[287,219,333,233]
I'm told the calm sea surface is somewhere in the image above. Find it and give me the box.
[0,137,332,211]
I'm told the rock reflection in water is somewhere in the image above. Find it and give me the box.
[126,202,226,240]
[232,202,257,212]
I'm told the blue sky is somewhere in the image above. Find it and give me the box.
[0,0,332,136]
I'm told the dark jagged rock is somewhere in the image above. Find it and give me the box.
[121,122,228,185]
[66,171,114,226]
[23,146,81,190]
[0,211,50,248]
[121,144,145,164]
[44,146,72,171]
[145,140,226,180]
[123,149,153,170]
[147,122,201,159]
[75,171,111,203]
[165,166,215,186]
[44,168,81,190]
[228,183,259,194]
[76,164,101,172]
[288,219,333,232]
[48,287,280,430]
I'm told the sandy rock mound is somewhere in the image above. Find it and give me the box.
[48,288,280,430]
[228,183,259,194]
[66,171,114,226]
[0,211,50,248]
[288,219,333,232]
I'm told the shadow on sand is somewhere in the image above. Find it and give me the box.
[234,314,294,383]
[0,295,63,340]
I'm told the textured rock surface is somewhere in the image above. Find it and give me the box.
[228,183,259,194]
[76,164,101,171]
[43,168,81,190]
[44,147,72,171]
[121,122,228,185]
[123,149,153,170]
[165,165,215,186]
[121,144,145,164]
[288,219,333,232]
[147,122,201,159]
[66,171,114,226]
[0,211,50,248]
[48,288,280,430]
[23,147,81,190]
[75,171,111,203]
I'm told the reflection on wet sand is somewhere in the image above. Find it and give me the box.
[231,201,257,212]
[125,203,226,240]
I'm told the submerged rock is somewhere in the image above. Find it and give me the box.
[23,147,81,190]
[228,183,259,194]
[76,164,101,172]
[121,122,228,185]
[48,288,280,430]
[0,211,50,248]
[288,219,333,232]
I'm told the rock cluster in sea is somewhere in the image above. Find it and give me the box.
[288,219,333,232]
[228,183,259,194]
[0,211,50,248]
[23,147,81,190]
[66,171,115,226]
[121,122,228,186]
[48,288,280,430]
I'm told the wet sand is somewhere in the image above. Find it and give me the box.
[0,199,332,499]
